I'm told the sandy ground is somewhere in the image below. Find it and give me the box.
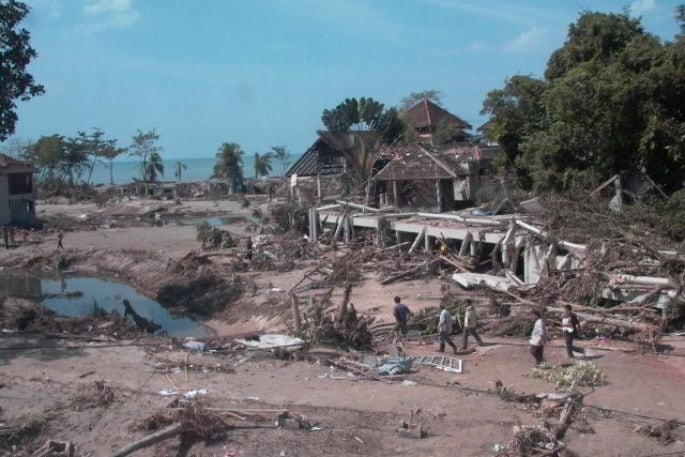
[1,333,683,456]
[0,197,683,456]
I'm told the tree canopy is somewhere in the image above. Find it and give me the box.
[214,142,245,192]
[129,129,164,182]
[0,0,44,141]
[321,97,404,144]
[482,9,685,193]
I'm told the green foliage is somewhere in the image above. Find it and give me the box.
[530,361,607,387]
[432,119,462,145]
[660,189,685,241]
[399,89,443,110]
[129,129,164,182]
[174,161,187,182]
[76,128,120,185]
[195,221,234,249]
[253,152,273,178]
[321,97,404,144]
[270,145,290,176]
[482,9,685,194]
[214,142,244,192]
[0,0,44,141]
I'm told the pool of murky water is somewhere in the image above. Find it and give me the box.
[0,274,211,338]
[161,215,254,227]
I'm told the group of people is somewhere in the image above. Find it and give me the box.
[2,226,63,250]
[393,296,589,365]
[392,296,483,354]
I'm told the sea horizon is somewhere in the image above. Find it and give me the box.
[84,154,300,185]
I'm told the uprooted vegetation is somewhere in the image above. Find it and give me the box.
[156,274,243,316]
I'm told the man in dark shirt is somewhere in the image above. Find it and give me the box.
[393,296,411,348]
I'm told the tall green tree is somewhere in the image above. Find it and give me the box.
[129,129,163,182]
[480,75,547,166]
[321,97,404,144]
[31,134,64,182]
[270,145,289,176]
[100,145,124,185]
[214,142,244,193]
[76,128,119,185]
[174,161,187,182]
[399,90,443,110]
[253,152,272,179]
[0,0,44,141]
[143,152,164,182]
[481,9,685,193]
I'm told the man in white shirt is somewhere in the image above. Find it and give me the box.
[462,300,484,350]
[529,310,546,366]
[438,304,457,354]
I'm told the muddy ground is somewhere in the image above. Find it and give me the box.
[0,197,684,456]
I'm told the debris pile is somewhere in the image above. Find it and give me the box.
[529,362,607,387]
[196,221,235,249]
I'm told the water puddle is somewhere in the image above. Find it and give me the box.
[0,274,211,338]
[161,215,250,227]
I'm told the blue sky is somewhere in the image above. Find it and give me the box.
[7,0,683,160]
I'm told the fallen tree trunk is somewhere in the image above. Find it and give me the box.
[108,423,182,457]
[547,306,657,333]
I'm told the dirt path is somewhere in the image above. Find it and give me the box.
[1,334,683,456]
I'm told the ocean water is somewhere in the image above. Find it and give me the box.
[87,154,299,185]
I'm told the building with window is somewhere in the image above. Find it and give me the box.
[0,154,35,226]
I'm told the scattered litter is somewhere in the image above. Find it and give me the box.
[415,355,463,374]
[183,389,208,399]
[246,396,260,401]
[235,334,305,352]
[183,340,206,351]
[159,389,178,396]
[377,357,413,375]
[401,380,417,386]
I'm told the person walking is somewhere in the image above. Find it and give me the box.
[393,296,411,348]
[462,300,484,350]
[438,304,458,354]
[57,230,64,250]
[562,304,587,358]
[529,310,546,366]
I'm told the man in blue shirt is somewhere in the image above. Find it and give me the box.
[393,296,411,347]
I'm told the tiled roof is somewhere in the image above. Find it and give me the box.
[399,99,472,131]
[0,154,33,171]
[374,144,472,181]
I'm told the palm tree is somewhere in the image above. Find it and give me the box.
[254,152,273,179]
[270,145,289,176]
[214,142,245,193]
[174,161,187,182]
[340,133,379,205]
[144,152,164,182]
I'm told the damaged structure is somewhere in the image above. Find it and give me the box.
[0,154,36,226]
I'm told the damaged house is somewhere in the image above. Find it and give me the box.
[373,144,490,212]
[0,154,36,226]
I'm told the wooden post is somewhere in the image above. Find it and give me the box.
[316,172,322,202]
[435,179,442,212]
[393,180,399,207]
[343,215,350,244]
[333,215,345,240]
[424,231,431,252]
[408,228,425,255]
[458,232,473,257]
[395,230,402,253]
[290,293,302,334]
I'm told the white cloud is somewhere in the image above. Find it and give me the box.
[502,27,546,53]
[77,0,140,34]
[629,0,657,16]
